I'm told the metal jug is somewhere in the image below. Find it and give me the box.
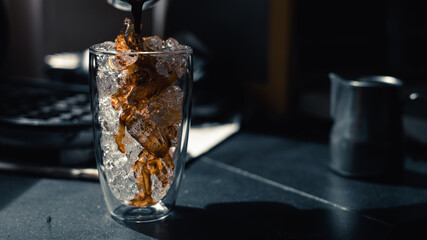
[329,73,404,178]
[107,0,160,11]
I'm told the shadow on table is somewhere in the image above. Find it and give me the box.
[341,169,427,190]
[0,173,38,211]
[360,202,427,240]
[402,170,427,189]
[336,170,427,190]
[116,201,389,240]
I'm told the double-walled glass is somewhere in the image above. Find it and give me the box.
[89,43,192,222]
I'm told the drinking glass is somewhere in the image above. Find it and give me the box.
[89,43,192,222]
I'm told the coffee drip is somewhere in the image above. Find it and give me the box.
[108,0,159,34]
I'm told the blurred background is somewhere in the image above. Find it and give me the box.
[1,0,427,164]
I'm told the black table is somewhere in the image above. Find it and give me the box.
[1,131,427,239]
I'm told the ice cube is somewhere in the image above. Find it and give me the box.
[109,52,138,71]
[103,148,139,202]
[98,41,116,51]
[150,174,168,203]
[124,128,143,163]
[127,117,171,157]
[155,57,173,76]
[173,56,187,78]
[96,72,120,99]
[141,36,163,52]
[101,130,140,203]
[155,55,187,79]
[163,38,181,52]
[148,85,183,127]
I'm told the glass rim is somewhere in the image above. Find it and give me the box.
[89,43,193,56]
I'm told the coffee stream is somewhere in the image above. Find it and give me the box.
[126,0,146,34]
[109,1,184,207]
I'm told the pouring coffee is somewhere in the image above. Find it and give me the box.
[107,0,160,34]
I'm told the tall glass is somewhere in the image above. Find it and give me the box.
[89,43,192,222]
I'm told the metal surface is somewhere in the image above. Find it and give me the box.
[107,0,160,11]
[0,161,98,181]
[0,77,92,149]
[329,73,404,178]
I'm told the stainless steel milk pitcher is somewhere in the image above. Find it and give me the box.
[329,73,404,178]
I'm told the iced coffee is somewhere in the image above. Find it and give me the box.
[89,2,192,221]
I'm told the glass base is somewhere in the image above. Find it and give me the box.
[110,201,172,223]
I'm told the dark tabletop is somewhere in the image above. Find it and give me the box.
[1,131,427,239]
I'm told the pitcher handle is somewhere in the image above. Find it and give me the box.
[329,73,344,120]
